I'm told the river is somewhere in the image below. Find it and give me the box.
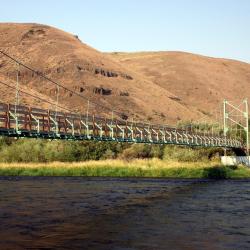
[0,177,250,249]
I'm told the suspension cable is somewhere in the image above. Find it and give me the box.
[0,50,126,118]
[0,79,73,113]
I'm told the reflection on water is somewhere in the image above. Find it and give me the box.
[0,177,250,250]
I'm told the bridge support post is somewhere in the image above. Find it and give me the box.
[245,99,249,155]
[223,99,249,156]
[223,100,228,156]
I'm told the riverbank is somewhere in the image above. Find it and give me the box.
[0,159,250,178]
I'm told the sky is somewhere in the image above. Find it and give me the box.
[1,0,250,63]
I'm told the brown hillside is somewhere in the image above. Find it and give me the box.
[109,51,250,120]
[0,23,249,125]
[0,23,200,124]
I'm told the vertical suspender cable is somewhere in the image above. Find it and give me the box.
[15,63,20,115]
[55,85,59,120]
[86,99,89,124]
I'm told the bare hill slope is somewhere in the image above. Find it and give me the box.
[0,23,198,124]
[110,51,250,120]
[0,23,249,125]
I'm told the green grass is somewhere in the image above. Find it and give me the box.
[0,159,249,178]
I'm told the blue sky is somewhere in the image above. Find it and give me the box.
[1,0,250,62]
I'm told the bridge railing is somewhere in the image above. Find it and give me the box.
[0,102,244,149]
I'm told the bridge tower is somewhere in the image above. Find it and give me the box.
[223,99,249,155]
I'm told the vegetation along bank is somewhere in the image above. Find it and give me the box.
[0,137,249,178]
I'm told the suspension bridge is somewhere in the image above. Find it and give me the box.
[0,51,248,154]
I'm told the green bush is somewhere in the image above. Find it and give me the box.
[0,136,224,163]
[119,144,164,160]
[119,144,149,160]
[0,138,128,163]
[203,166,234,179]
[0,139,47,162]
[163,146,224,162]
[163,146,199,162]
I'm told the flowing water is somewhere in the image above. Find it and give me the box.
[0,177,250,250]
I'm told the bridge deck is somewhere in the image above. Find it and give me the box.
[0,102,244,149]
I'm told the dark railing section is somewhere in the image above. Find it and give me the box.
[0,102,243,148]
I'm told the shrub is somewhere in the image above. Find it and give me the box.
[119,144,150,160]
[0,137,129,163]
[203,166,231,179]
[150,145,164,159]
[101,149,116,160]
[119,144,164,160]
[0,139,47,162]
[163,145,219,162]
[0,136,224,163]
[164,146,196,162]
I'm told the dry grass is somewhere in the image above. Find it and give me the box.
[0,158,217,170]
[0,159,249,178]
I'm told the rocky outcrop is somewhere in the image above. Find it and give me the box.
[21,28,46,40]
[94,67,118,78]
[169,96,181,102]
[93,87,112,95]
[94,67,133,80]
[119,91,129,96]
[120,73,133,80]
